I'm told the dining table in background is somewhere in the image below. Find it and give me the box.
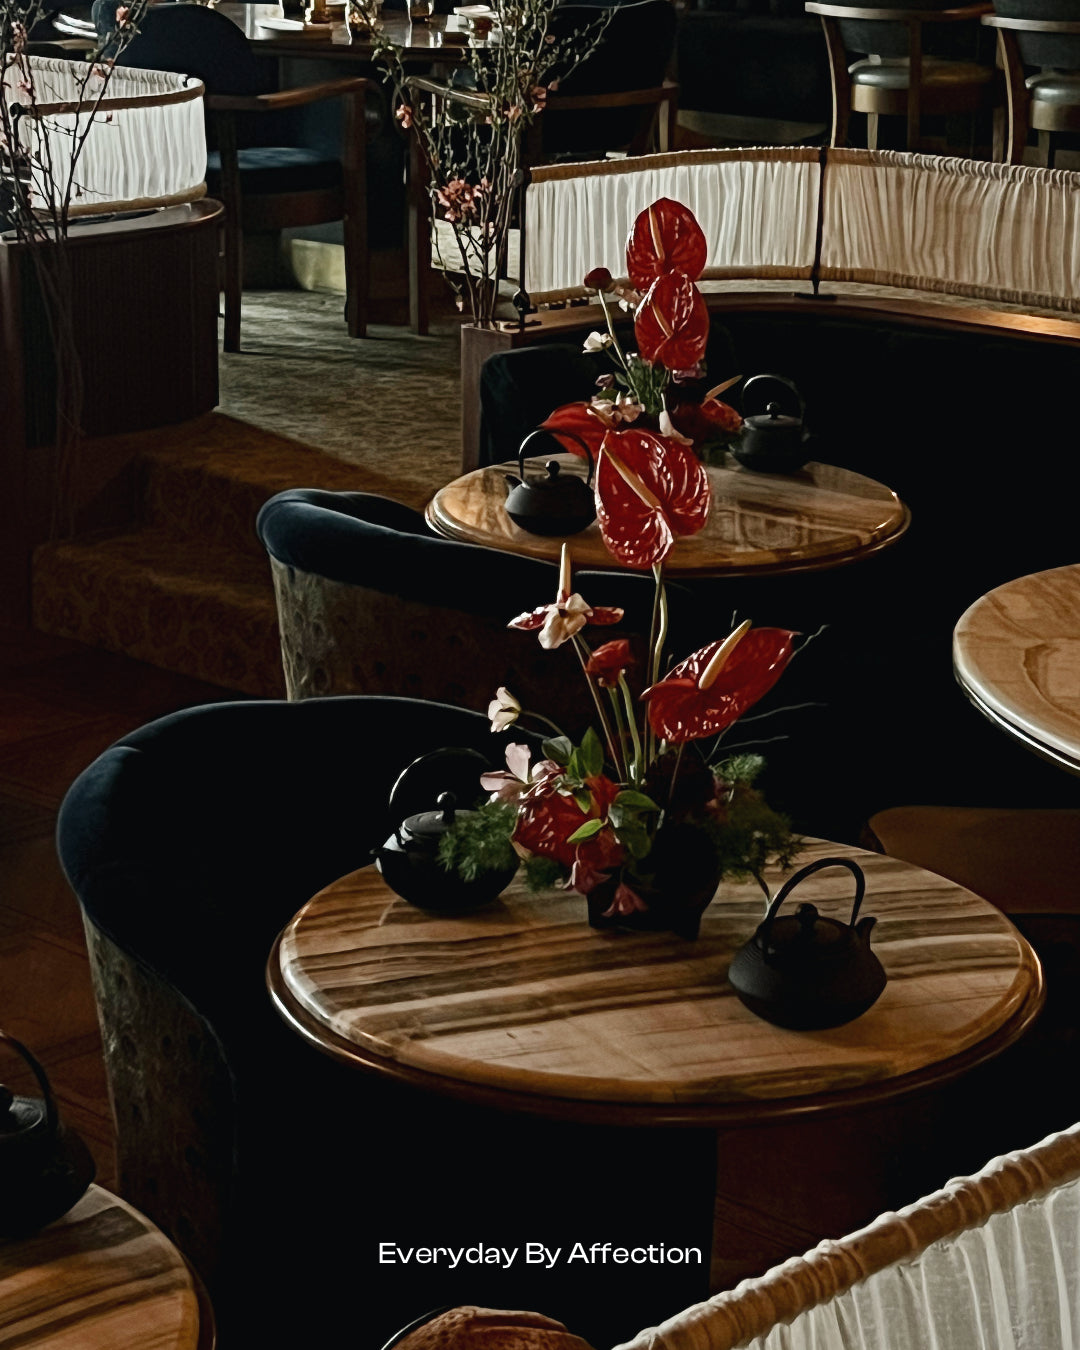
[269,836,1042,1297]
[953,562,1080,775]
[0,1186,213,1349]
[425,455,910,577]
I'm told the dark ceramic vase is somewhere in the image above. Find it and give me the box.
[585,822,722,940]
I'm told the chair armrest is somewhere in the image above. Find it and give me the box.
[980,13,1080,33]
[405,74,493,113]
[806,1,989,20]
[545,82,678,112]
[206,77,368,113]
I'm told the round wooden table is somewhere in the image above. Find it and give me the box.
[953,563,1080,775]
[270,838,1042,1297]
[0,1186,213,1349]
[425,458,910,577]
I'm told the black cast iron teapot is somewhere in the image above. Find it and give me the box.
[0,1030,95,1237]
[504,430,596,537]
[376,748,519,911]
[732,374,815,474]
[728,857,886,1030]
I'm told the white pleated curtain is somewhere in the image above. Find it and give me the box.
[523,149,1080,314]
[3,56,206,217]
[614,1125,1080,1350]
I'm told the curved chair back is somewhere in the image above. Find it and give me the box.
[106,1,265,95]
[829,0,982,61]
[617,1123,1080,1350]
[542,0,677,155]
[57,695,532,1345]
[255,489,674,735]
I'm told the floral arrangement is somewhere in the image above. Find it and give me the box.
[439,199,804,937]
[375,0,611,327]
[541,196,745,471]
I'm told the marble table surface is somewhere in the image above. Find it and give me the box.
[953,563,1080,775]
[0,1186,208,1349]
[272,838,1042,1124]
[425,457,910,578]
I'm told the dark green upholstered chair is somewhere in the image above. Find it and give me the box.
[56,696,542,1345]
[255,488,681,739]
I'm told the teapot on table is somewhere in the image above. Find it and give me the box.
[503,430,596,538]
[0,1030,95,1237]
[728,857,887,1030]
[732,374,816,474]
[376,748,519,912]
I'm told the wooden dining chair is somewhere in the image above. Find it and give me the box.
[982,5,1080,165]
[111,3,369,349]
[805,0,999,152]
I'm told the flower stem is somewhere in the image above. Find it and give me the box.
[617,674,645,786]
[645,563,669,765]
[520,710,567,738]
[571,636,621,775]
[604,685,631,784]
[598,290,633,386]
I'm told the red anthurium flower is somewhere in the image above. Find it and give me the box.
[668,398,743,448]
[596,428,711,569]
[586,639,634,688]
[538,401,611,459]
[625,198,708,292]
[641,623,798,744]
[584,266,614,292]
[634,272,709,373]
[513,775,624,872]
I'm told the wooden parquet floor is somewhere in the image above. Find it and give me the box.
[0,625,242,1192]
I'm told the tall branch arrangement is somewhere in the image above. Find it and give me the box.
[1,0,147,531]
[375,0,610,327]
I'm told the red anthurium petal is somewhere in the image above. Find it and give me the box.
[538,402,608,459]
[641,628,798,744]
[513,781,624,870]
[596,440,675,570]
[595,428,711,569]
[625,198,708,292]
[634,273,709,373]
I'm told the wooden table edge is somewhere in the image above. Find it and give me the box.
[422,495,912,580]
[953,664,1080,778]
[266,927,1044,1129]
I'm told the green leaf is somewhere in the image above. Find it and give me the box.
[572,787,592,814]
[613,790,660,812]
[543,736,573,767]
[567,817,605,844]
[579,727,604,779]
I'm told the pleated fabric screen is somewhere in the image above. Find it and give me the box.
[523,148,1080,314]
[3,56,206,218]
[613,1124,1080,1350]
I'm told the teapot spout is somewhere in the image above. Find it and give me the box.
[856,915,877,940]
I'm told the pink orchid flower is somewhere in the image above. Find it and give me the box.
[480,743,560,802]
[509,545,624,650]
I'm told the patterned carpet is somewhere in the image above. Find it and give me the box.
[218,289,465,507]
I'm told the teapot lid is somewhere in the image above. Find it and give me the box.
[510,459,594,504]
[401,792,467,841]
[762,902,855,963]
[744,400,803,433]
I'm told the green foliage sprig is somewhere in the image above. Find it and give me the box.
[437,798,519,881]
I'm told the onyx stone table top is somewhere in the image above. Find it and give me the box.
[424,457,910,578]
[0,1186,210,1349]
[271,838,1042,1126]
[954,563,1080,775]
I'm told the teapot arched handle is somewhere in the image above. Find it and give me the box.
[0,1030,58,1135]
[758,856,867,947]
[517,428,595,488]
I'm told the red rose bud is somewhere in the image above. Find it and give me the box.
[584,267,614,293]
[586,639,634,688]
